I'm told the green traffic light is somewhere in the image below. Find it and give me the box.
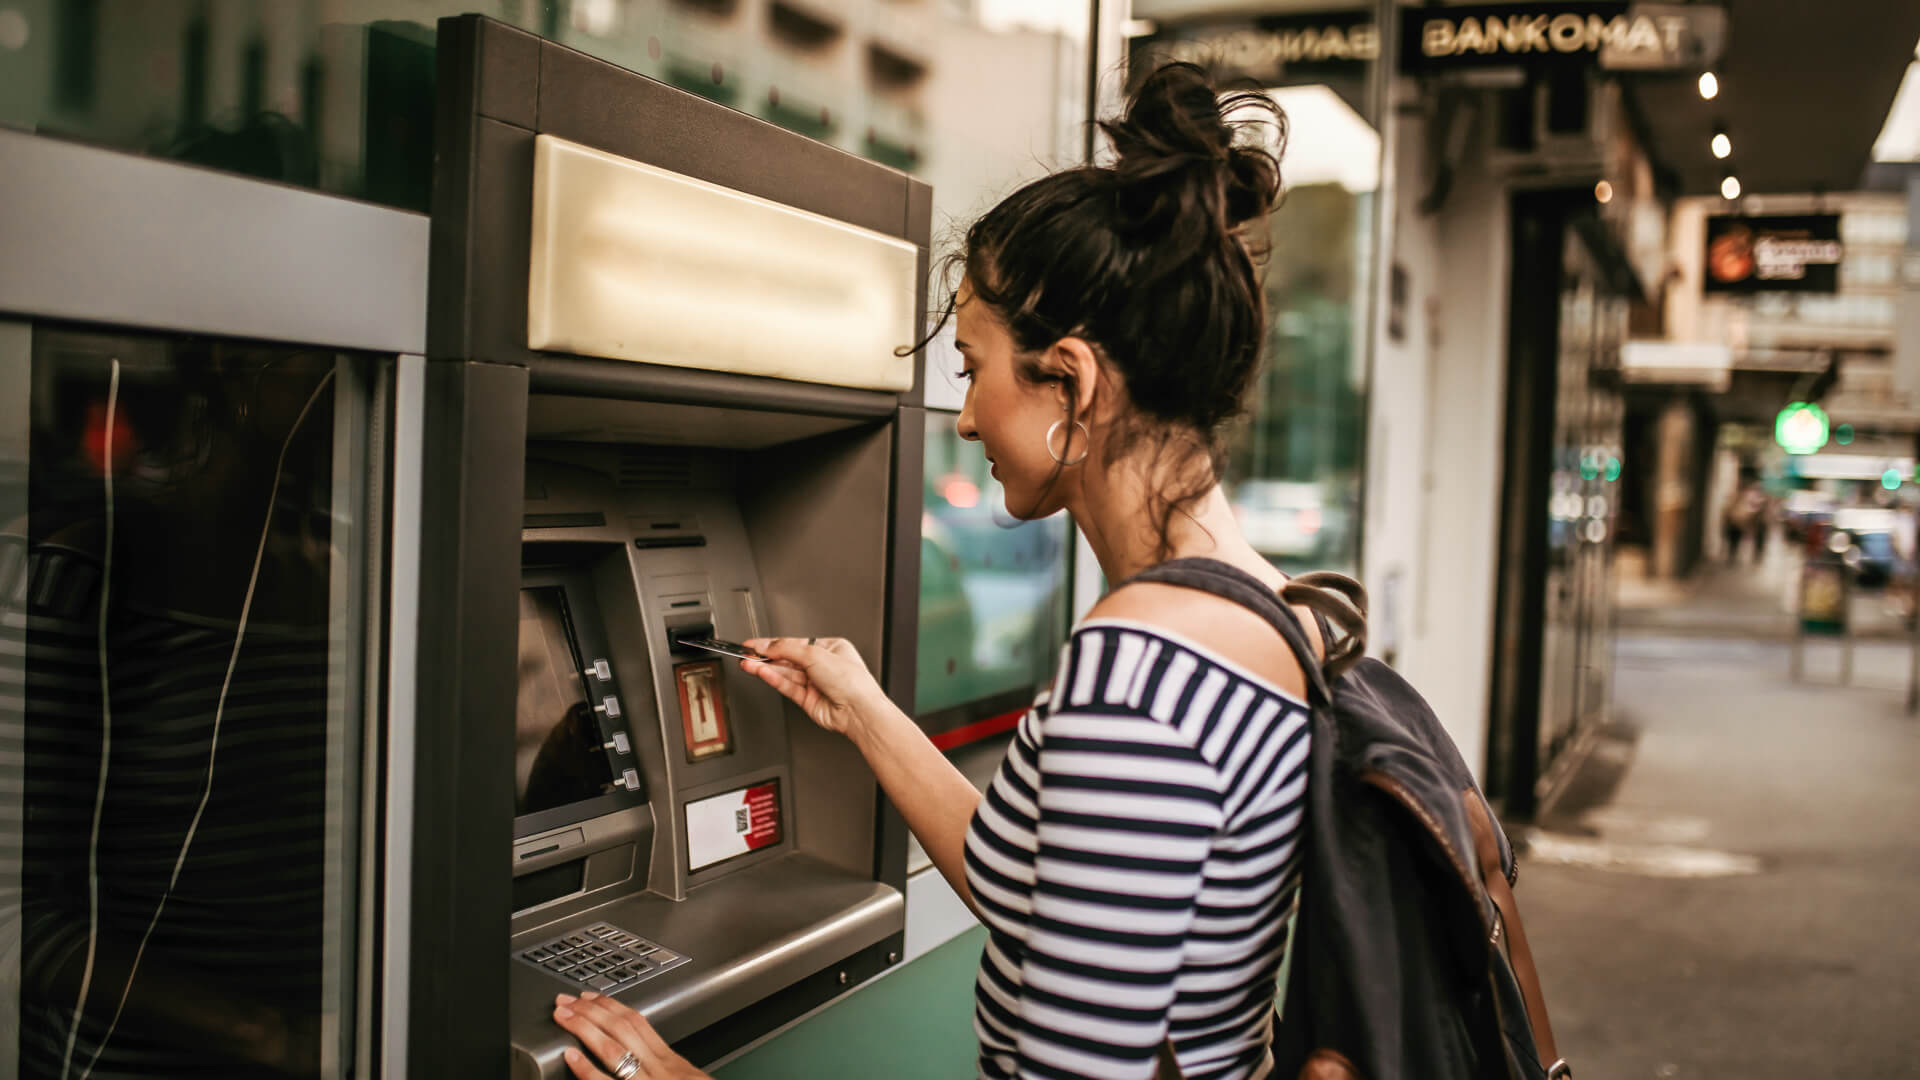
[1775,402,1829,456]
[1884,468,1903,492]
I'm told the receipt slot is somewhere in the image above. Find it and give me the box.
[408,16,932,1078]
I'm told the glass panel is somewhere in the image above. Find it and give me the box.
[0,1,1091,213]
[916,418,1070,720]
[1130,3,1381,575]
[1538,238,1624,767]
[2,323,377,1079]
[1229,94,1376,576]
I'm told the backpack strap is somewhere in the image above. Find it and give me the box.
[1280,571,1368,681]
[1122,557,1343,704]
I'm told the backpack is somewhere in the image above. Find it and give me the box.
[1128,558,1558,1080]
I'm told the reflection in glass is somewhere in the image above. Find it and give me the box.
[916,418,1069,719]
[1225,84,1376,576]
[516,586,618,816]
[4,326,374,1078]
[2,1,1089,216]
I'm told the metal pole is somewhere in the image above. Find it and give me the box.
[1791,558,1805,682]
[1909,505,1920,713]
[1841,560,1854,686]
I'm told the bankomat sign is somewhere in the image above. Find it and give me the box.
[1705,214,1845,294]
[1404,3,1725,71]
[1137,3,1723,83]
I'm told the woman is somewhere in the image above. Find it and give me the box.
[553,62,1326,1080]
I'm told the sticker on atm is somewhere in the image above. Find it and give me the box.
[685,780,782,871]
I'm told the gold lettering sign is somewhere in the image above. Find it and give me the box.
[1422,11,1678,60]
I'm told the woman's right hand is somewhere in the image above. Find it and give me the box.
[740,637,891,738]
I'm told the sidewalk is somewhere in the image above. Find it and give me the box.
[1614,541,1914,641]
[1519,633,1920,1078]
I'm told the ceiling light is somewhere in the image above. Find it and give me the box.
[1720,175,1741,200]
[1698,71,1719,99]
[1595,180,1614,203]
[1711,132,1732,159]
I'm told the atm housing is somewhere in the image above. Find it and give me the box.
[421,16,932,1078]
[508,418,904,1077]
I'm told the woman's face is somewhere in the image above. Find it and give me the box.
[953,281,1076,520]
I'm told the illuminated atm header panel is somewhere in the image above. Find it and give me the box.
[528,133,919,393]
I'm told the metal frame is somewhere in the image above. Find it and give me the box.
[382,355,427,1079]
[0,128,429,353]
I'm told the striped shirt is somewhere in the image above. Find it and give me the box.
[965,618,1312,1080]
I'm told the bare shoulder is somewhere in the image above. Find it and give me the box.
[1085,580,1320,701]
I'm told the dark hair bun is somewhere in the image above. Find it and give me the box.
[1100,62,1285,242]
[941,61,1289,554]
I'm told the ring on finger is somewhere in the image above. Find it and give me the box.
[807,636,817,645]
[610,1051,640,1080]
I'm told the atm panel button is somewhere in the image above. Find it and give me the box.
[602,696,622,718]
[589,925,622,939]
[613,732,631,755]
[593,659,612,681]
[584,974,619,991]
[524,948,554,962]
[563,934,591,947]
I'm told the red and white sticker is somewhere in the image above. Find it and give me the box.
[685,781,781,871]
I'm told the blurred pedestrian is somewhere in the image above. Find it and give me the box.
[1750,489,1774,563]
[1722,487,1749,565]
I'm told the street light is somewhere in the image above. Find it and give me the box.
[1595,179,1614,203]
[1711,131,1732,159]
[1721,175,1742,200]
[1698,71,1719,99]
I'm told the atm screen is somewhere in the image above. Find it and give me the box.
[515,586,619,816]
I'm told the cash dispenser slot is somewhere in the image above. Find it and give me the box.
[507,422,904,1079]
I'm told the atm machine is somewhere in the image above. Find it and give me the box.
[410,16,932,1078]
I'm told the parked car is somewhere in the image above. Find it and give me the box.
[1781,490,1835,542]
[1231,480,1349,563]
[1832,508,1907,589]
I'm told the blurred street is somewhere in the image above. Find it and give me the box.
[1521,606,1920,1076]
[1616,537,1914,641]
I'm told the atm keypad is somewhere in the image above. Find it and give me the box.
[517,922,689,994]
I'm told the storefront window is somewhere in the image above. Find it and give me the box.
[3,324,378,1078]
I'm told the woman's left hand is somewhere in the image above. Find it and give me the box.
[552,993,709,1080]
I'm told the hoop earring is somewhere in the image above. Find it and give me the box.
[1046,420,1090,466]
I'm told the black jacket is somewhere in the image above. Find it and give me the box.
[1131,560,1546,1080]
